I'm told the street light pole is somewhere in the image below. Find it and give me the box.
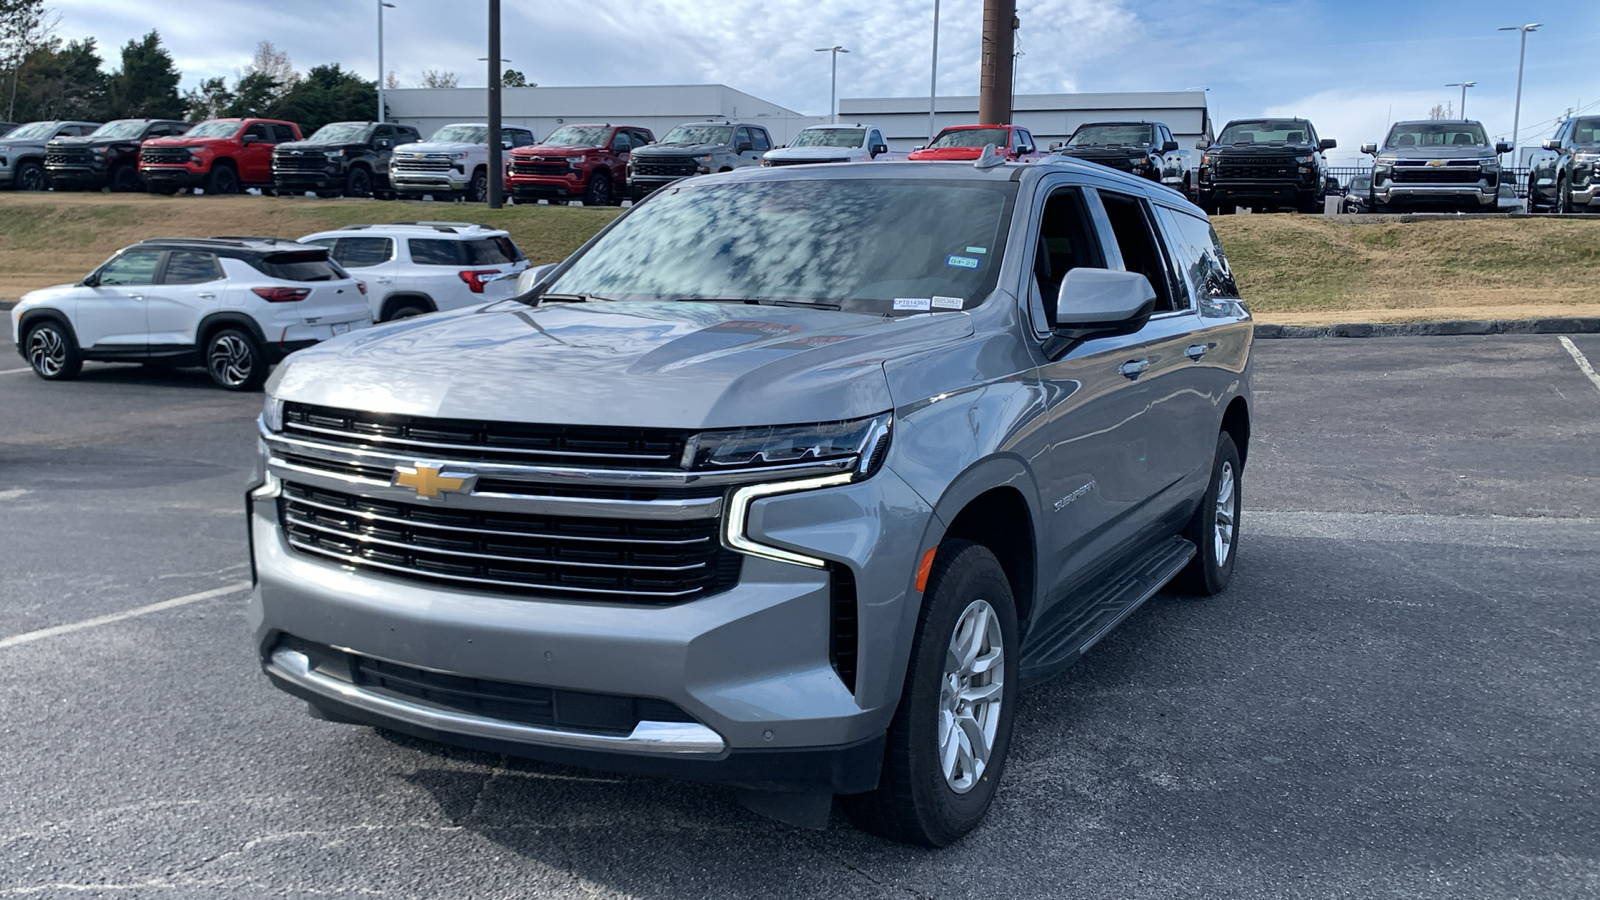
[928,0,940,142]
[1498,24,1540,163]
[815,46,848,124]
[1445,81,1475,118]
[377,1,395,122]
[486,0,503,208]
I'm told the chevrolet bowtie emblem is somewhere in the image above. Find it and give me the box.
[393,463,477,499]
[1428,159,1445,167]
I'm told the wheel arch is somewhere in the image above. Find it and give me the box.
[18,308,79,346]
[923,456,1043,629]
[1221,395,1250,469]
[380,292,437,321]
[196,310,268,350]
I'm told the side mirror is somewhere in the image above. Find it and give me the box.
[1495,141,1513,155]
[502,140,513,149]
[736,141,754,153]
[80,273,99,287]
[240,136,255,146]
[913,145,926,151]
[1541,139,1559,151]
[1043,269,1157,358]
[517,263,559,296]
[1162,140,1179,153]
[1195,139,1209,150]
[1049,141,1064,151]
[1319,138,1337,150]
[1360,142,1377,155]
[375,139,392,149]
[871,143,888,156]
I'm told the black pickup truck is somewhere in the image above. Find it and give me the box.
[45,119,191,192]
[1197,117,1335,214]
[272,121,420,199]
[1051,121,1195,197]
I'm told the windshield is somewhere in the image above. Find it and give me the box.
[928,127,1011,150]
[1384,122,1488,150]
[1351,175,1371,191]
[430,125,488,144]
[790,128,866,149]
[308,123,375,143]
[546,179,1015,314]
[6,121,62,140]
[187,120,241,139]
[90,120,147,139]
[1066,124,1153,148]
[1568,117,1599,147]
[1217,120,1312,145]
[542,125,612,147]
[659,124,732,145]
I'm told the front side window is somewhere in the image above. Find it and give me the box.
[243,123,270,141]
[928,127,1011,150]
[1029,187,1105,328]
[163,251,223,284]
[546,178,1016,315]
[1384,122,1488,149]
[751,129,771,152]
[333,237,394,268]
[97,250,162,285]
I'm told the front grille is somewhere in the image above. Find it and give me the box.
[274,153,328,172]
[633,157,698,177]
[280,636,696,732]
[275,449,723,500]
[511,159,570,176]
[393,157,452,172]
[140,147,190,165]
[1215,157,1298,180]
[282,402,690,469]
[1072,156,1135,172]
[279,481,740,602]
[765,157,850,167]
[46,148,93,167]
[1390,167,1486,185]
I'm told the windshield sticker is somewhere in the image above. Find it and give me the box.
[946,255,980,270]
[965,247,987,254]
[894,298,932,311]
[932,296,964,310]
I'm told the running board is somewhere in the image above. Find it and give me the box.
[1018,536,1196,687]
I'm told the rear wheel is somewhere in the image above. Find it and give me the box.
[345,166,373,198]
[206,163,240,195]
[205,327,267,391]
[1175,431,1242,596]
[384,301,430,322]
[583,172,613,207]
[842,540,1019,847]
[25,320,82,380]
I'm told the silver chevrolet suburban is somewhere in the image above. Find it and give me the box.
[249,153,1254,846]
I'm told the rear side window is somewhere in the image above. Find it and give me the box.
[255,250,342,282]
[271,124,297,143]
[1096,191,1185,312]
[244,123,270,142]
[1157,207,1239,303]
[408,239,463,266]
[332,237,394,268]
[163,251,223,284]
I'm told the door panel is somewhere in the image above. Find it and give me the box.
[148,250,226,346]
[78,250,162,349]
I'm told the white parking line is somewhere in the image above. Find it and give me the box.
[0,366,32,375]
[0,581,251,651]
[1558,336,1600,396]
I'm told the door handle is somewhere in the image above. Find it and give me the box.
[198,292,217,299]
[1119,359,1150,380]
[128,294,144,300]
[1185,343,1211,361]
[377,278,394,284]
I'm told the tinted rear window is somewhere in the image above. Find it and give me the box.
[256,250,342,282]
[408,237,523,266]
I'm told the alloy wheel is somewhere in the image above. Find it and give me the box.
[1214,460,1237,564]
[208,333,254,387]
[938,598,1006,794]
[18,164,47,191]
[27,326,67,376]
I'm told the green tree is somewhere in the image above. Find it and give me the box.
[11,37,107,121]
[225,69,278,117]
[107,30,183,119]
[269,63,377,134]
[2,0,58,120]
[182,75,231,121]
[501,69,528,88]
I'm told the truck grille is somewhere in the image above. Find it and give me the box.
[140,147,190,165]
[1215,157,1298,180]
[393,157,453,173]
[278,481,740,602]
[511,160,568,175]
[274,153,328,172]
[282,402,689,469]
[46,148,94,167]
[1390,167,1486,185]
[633,157,699,177]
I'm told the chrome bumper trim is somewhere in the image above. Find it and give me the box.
[269,648,728,755]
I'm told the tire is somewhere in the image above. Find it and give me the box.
[13,159,47,191]
[204,327,267,391]
[206,163,240,195]
[345,167,373,198]
[842,540,1019,847]
[1526,176,1542,213]
[384,301,430,322]
[110,164,142,193]
[583,173,613,207]
[24,319,82,380]
[466,169,488,203]
[1174,431,1242,596]
[1557,177,1573,215]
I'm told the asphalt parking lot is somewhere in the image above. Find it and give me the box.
[2,328,1597,899]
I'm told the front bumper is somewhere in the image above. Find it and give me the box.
[629,175,688,198]
[275,170,347,191]
[44,164,104,187]
[141,165,204,189]
[508,176,585,200]
[390,171,469,194]
[1571,178,1600,207]
[248,459,931,791]
[1202,180,1318,204]
[1373,182,1497,207]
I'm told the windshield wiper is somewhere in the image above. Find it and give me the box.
[535,292,612,304]
[675,297,842,310]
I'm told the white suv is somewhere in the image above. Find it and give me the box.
[12,238,372,390]
[298,222,531,322]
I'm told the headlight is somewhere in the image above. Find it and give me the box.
[1375,157,1398,168]
[564,155,585,164]
[92,146,110,155]
[324,149,345,159]
[683,412,893,478]
[1295,154,1315,164]
[260,395,284,433]
[697,155,714,164]
[1201,154,1210,166]
[447,152,467,160]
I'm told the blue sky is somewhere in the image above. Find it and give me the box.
[49,0,1599,163]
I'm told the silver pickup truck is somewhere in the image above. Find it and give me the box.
[1362,119,1511,213]
[249,153,1254,846]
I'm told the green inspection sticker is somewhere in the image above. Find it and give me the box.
[966,246,987,254]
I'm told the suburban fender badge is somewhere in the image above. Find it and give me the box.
[393,462,478,500]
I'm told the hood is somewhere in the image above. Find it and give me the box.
[19,283,83,306]
[270,300,976,429]
[766,146,858,160]
[275,140,369,154]
[1375,144,1497,161]
[1206,143,1316,156]
[517,142,602,155]
[0,136,52,150]
[907,146,994,161]
[633,142,724,157]
[143,134,236,149]
[1056,146,1145,160]
[394,140,482,155]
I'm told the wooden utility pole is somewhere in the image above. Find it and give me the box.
[977,0,1016,125]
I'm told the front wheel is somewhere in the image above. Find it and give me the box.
[110,165,142,193]
[465,169,488,203]
[1175,431,1242,596]
[206,164,240,195]
[583,172,613,207]
[14,160,47,191]
[1557,177,1573,215]
[842,540,1019,847]
[25,320,83,380]
[345,167,373,198]
[205,327,267,391]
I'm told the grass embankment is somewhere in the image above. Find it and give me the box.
[0,193,620,300]
[1213,215,1600,325]
[2,194,1596,325]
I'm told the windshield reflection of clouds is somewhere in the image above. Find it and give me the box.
[549,180,1014,315]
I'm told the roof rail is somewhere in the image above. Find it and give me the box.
[208,235,295,244]
[135,237,252,248]
[389,221,495,233]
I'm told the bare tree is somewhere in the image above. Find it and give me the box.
[383,70,399,90]
[420,69,457,89]
[1427,102,1453,120]
[241,39,298,101]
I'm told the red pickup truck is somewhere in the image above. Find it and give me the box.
[139,117,302,195]
[506,123,654,206]
[908,124,1047,163]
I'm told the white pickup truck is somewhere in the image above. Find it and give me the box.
[389,123,537,202]
[761,124,897,167]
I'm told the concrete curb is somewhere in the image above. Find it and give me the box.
[1254,318,1600,339]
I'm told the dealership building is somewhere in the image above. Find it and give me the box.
[384,86,1212,150]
